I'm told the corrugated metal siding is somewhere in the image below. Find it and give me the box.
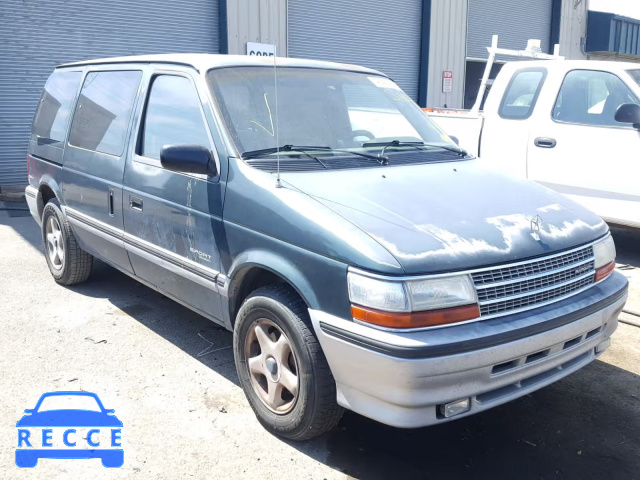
[287,0,422,100]
[467,0,553,60]
[227,0,287,55]
[586,11,640,57]
[0,0,219,186]
[427,0,468,108]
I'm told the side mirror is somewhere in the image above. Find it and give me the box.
[104,409,115,414]
[614,103,640,129]
[160,145,218,176]
[449,135,460,145]
[23,409,34,414]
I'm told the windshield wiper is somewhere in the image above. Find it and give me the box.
[362,139,469,159]
[241,145,385,165]
[241,145,328,169]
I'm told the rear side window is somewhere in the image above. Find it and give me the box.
[140,75,210,160]
[498,69,547,120]
[68,70,142,156]
[32,71,82,146]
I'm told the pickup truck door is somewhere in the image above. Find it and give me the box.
[526,68,640,227]
[478,67,549,177]
[122,69,227,323]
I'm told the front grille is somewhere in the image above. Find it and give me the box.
[472,245,596,318]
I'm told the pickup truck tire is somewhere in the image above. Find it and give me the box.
[42,200,93,285]
[233,284,344,440]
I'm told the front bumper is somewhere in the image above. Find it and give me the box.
[310,271,628,428]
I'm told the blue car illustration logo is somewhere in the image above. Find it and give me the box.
[16,391,123,468]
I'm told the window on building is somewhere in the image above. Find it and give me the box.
[68,70,142,156]
[32,71,82,146]
[498,69,546,120]
[553,70,640,127]
[140,75,210,160]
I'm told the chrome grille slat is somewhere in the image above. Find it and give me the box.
[478,271,595,305]
[472,245,596,318]
[472,247,594,286]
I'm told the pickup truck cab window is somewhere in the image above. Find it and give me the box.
[140,75,211,160]
[68,70,142,156]
[31,70,82,147]
[553,69,640,127]
[498,68,547,120]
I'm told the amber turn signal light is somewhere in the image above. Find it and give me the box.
[351,304,480,329]
[594,261,615,282]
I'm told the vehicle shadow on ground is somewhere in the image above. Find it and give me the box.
[611,226,640,269]
[80,261,640,480]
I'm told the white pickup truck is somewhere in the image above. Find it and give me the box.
[428,60,640,229]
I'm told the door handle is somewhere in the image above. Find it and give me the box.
[534,137,556,148]
[108,188,115,217]
[129,196,143,212]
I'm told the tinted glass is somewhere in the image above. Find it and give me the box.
[141,75,210,160]
[32,71,82,146]
[68,70,142,156]
[208,67,452,156]
[628,69,640,88]
[499,69,546,119]
[553,70,640,126]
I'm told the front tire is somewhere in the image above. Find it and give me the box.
[233,284,343,440]
[42,200,93,285]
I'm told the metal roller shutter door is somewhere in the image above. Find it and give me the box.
[0,0,219,186]
[467,0,552,60]
[287,0,422,101]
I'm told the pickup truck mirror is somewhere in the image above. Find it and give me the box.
[160,144,218,176]
[614,103,640,129]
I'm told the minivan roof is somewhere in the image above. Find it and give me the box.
[58,53,388,77]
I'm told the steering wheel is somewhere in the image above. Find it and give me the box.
[351,129,375,141]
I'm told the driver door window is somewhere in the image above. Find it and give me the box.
[553,70,640,127]
[140,75,211,160]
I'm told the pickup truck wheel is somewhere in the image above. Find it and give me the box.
[233,284,343,440]
[42,200,93,285]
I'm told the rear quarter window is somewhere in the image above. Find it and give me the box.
[498,68,547,120]
[31,70,82,146]
[68,70,142,156]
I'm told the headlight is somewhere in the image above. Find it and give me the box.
[347,270,479,329]
[593,234,616,282]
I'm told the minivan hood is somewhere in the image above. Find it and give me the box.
[282,159,608,274]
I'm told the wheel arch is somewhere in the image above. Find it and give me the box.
[226,251,319,328]
[36,176,63,219]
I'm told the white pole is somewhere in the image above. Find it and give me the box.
[471,34,498,115]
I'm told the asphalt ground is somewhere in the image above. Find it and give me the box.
[1,202,638,479]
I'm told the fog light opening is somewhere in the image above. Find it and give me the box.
[438,398,471,418]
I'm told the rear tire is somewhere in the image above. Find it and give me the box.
[41,200,93,285]
[233,284,343,440]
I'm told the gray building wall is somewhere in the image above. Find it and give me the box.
[226,0,287,56]
[426,0,468,109]
[559,0,587,59]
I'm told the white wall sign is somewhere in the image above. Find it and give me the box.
[442,70,453,93]
[246,42,276,56]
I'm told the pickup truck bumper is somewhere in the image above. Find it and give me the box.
[310,271,628,428]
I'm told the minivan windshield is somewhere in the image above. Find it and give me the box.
[207,67,460,167]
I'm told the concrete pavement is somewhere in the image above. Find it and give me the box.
[1,204,639,479]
